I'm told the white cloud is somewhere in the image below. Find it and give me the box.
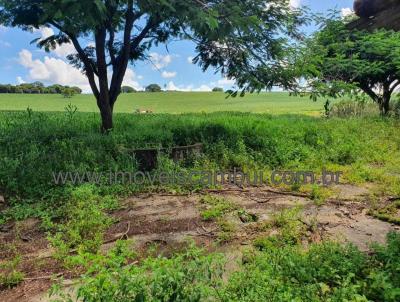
[0,40,11,47]
[18,49,92,92]
[17,49,143,93]
[122,68,143,91]
[16,76,26,84]
[0,25,7,32]
[166,81,182,91]
[187,56,194,64]
[289,0,301,8]
[35,27,76,58]
[149,53,172,70]
[165,81,212,92]
[18,49,144,93]
[217,78,235,86]
[341,7,354,18]
[161,71,177,79]
[194,85,212,92]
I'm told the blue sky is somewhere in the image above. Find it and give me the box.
[0,0,353,92]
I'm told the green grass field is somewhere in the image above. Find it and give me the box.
[0,92,329,115]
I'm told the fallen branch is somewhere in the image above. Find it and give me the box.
[23,272,63,281]
[103,221,131,244]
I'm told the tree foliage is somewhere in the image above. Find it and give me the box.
[145,84,161,93]
[0,0,305,131]
[299,16,400,115]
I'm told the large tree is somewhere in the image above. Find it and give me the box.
[299,17,400,115]
[0,0,303,131]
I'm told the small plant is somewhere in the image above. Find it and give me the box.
[254,206,306,249]
[217,219,236,243]
[237,209,258,223]
[199,195,237,221]
[369,200,400,225]
[26,106,33,119]
[310,185,332,206]
[0,255,25,289]
[64,102,78,120]
[323,99,331,118]
[49,185,113,261]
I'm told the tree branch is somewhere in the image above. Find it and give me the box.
[48,21,100,99]
[109,1,155,104]
[389,80,400,94]
[359,83,379,102]
[107,26,117,66]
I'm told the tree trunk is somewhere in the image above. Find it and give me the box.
[379,89,391,116]
[95,29,113,133]
[98,95,113,133]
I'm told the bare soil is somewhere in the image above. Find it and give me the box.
[1,184,399,302]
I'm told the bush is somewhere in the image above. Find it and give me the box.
[327,100,378,118]
[212,87,224,92]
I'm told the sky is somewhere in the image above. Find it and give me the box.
[0,0,354,93]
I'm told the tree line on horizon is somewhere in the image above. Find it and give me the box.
[0,81,82,96]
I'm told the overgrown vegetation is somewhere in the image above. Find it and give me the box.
[50,232,400,302]
[1,111,399,224]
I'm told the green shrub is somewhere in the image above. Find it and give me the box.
[328,100,378,118]
[48,185,113,258]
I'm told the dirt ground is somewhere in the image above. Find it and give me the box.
[1,184,399,302]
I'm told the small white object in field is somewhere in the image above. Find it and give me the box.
[135,109,153,114]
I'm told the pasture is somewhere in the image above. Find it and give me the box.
[0,92,329,115]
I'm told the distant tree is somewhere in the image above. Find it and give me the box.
[47,84,65,94]
[32,81,45,88]
[0,84,9,93]
[71,86,83,94]
[145,84,162,93]
[62,88,76,98]
[0,0,304,132]
[300,17,400,115]
[212,87,224,92]
[121,86,136,93]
